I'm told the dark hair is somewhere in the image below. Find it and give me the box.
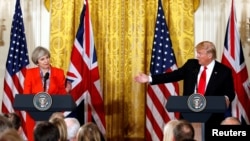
[34,121,60,141]
[181,139,196,141]
[3,112,22,130]
[0,114,13,133]
[173,120,195,141]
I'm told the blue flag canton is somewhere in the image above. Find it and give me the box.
[224,15,245,65]
[150,4,176,75]
[6,0,29,76]
[75,2,97,64]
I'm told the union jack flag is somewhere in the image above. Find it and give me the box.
[146,0,179,140]
[222,0,250,124]
[2,0,29,139]
[66,0,106,135]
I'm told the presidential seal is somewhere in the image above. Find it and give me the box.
[187,93,206,112]
[33,92,52,111]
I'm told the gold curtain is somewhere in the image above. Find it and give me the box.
[44,0,83,72]
[44,0,200,140]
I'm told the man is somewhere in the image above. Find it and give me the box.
[0,114,13,134]
[64,117,80,141]
[173,120,195,141]
[3,112,23,136]
[163,119,179,141]
[34,121,60,141]
[221,117,241,125]
[134,41,235,125]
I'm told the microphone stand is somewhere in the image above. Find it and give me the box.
[43,72,49,92]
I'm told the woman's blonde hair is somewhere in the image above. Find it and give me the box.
[163,119,179,141]
[77,122,101,141]
[49,117,68,141]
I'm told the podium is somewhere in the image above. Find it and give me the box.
[166,95,226,122]
[13,94,76,121]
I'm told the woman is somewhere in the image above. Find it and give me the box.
[23,46,69,141]
[76,122,102,141]
[49,117,68,141]
[163,119,179,141]
[24,46,68,94]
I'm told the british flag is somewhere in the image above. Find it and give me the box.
[66,0,106,135]
[222,0,250,124]
[146,0,179,140]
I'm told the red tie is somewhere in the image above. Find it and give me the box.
[197,66,207,95]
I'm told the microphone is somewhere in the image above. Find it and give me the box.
[43,72,50,92]
[194,83,197,93]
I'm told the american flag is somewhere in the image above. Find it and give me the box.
[66,0,106,135]
[222,0,250,124]
[1,0,29,139]
[146,0,179,140]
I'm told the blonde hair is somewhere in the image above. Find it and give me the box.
[49,112,65,120]
[77,122,101,141]
[163,119,179,141]
[31,46,50,64]
[195,41,217,59]
[49,117,68,141]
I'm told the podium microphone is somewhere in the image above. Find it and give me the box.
[43,72,50,92]
[194,83,197,93]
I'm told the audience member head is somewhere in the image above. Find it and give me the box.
[220,117,241,125]
[163,119,179,141]
[0,114,13,133]
[76,122,101,141]
[34,121,60,141]
[64,117,80,141]
[0,128,24,141]
[3,112,22,132]
[49,117,67,141]
[49,112,65,120]
[173,120,195,141]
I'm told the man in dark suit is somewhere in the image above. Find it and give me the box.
[134,41,235,125]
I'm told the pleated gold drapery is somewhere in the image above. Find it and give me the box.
[44,0,200,140]
[44,0,83,71]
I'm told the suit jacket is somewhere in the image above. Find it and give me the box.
[23,66,67,94]
[23,66,67,141]
[151,59,235,124]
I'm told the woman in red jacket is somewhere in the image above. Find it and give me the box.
[23,46,70,141]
